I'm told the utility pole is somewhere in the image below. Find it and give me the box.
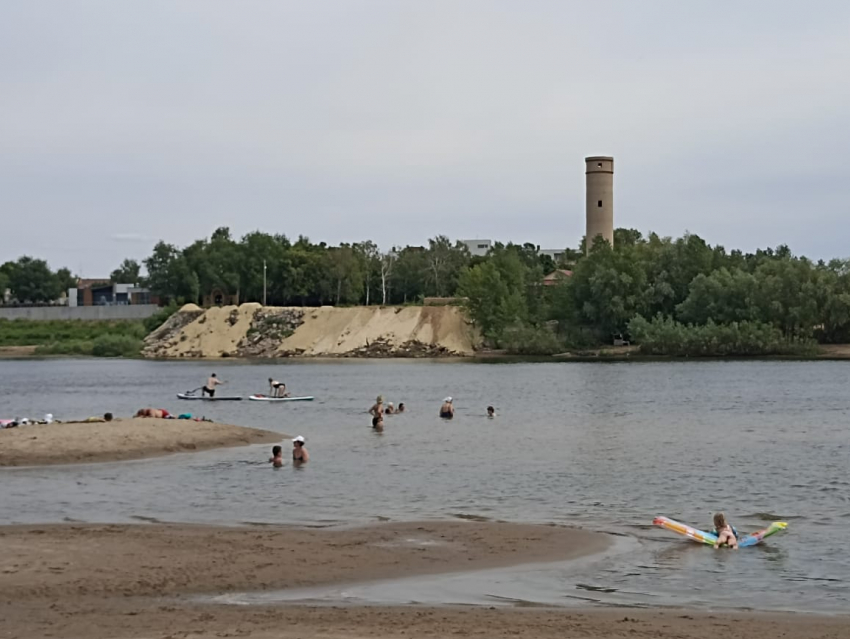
[263,260,267,306]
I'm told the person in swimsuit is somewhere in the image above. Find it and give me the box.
[202,373,224,398]
[135,408,170,419]
[292,436,309,463]
[439,397,454,419]
[713,512,738,550]
[269,445,283,468]
[487,406,495,418]
[372,414,384,431]
[268,378,288,398]
[369,396,384,417]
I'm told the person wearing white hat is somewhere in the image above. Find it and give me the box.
[439,397,454,419]
[292,436,309,463]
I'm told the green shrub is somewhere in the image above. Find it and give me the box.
[500,325,564,355]
[143,302,180,333]
[629,315,817,357]
[90,334,143,357]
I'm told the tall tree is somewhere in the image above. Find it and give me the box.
[6,256,62,303]
[110,259,142,284]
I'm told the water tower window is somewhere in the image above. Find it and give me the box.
[597,162,602,167]
[597,200,603,208]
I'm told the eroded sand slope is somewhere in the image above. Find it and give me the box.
[143,304,479,358]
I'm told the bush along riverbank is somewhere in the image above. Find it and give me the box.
[0,319,146,358]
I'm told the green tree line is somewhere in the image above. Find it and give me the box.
[5,226,850,356]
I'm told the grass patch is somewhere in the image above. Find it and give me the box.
[0,318,146,347]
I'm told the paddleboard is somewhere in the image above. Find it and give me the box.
[653,516,787,548]
[177,393,243,401]
[249,395,314,402]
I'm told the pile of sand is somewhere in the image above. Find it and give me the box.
[0,417,281,466]
[279,305,476,356]
[145,304,479,358]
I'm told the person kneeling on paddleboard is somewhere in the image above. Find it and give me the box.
[202,374,224,398]
[268,378,288,398]
[713,512,739,550]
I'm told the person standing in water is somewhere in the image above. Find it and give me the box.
[369,396,384,417]
[269,445,283,467]
[487,406,496,418]
[268,378,287,398]
[292,436,309,463]
[439,397,454,419]
[372,414,384,431]
[202,373,224,398]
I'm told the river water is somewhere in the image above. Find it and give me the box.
[1,358,848,612]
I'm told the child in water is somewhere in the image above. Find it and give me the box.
[372,414,384,431]
[713,512,738,549]
[269,445,283,467]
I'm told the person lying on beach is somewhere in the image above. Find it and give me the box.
[439,397,454,419]
[268,378,288,398]
[713,512,739,550]
[269,445,283,467]
[135,408,171,419]
[372,414,384,431]
[369,396,384,417]
[292,436,309,463]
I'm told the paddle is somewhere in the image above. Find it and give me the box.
[183,387,202,396]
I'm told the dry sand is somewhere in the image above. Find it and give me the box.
[279,305,477,356]
[1,521,845,639]
[0,417,281,466]
[147,304,479,358]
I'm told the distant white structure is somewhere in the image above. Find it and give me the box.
[461,239,493,257]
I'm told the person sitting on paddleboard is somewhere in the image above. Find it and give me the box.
[369,396,384,417]
[269,445,283,468]
[712,512,738,550]
[292,436,309,463]
[439,397,454,419]
[268,378,288,398]
[202,374,224,398]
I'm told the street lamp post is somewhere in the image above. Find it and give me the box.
[263,260,267,306]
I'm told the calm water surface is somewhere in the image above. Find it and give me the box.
[1,358,848,612]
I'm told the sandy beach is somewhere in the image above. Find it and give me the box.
[1,521,846,639]
[0,417,282,466]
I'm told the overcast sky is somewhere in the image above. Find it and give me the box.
[1,1,848,276]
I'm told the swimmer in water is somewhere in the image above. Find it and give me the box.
[292,436,309,463]
[269,445,283,467]
[487,406,495,418]
[397,402,405,413]
[712,512,738,550]
[439,397,454,419]
[369,395,384,417]
[372,414,384,431]
[386,402,395,415]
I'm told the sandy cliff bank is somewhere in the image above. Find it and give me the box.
[0,417,281,466]
[143,303,480,358]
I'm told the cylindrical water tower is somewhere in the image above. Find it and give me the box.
[585,156,614,252]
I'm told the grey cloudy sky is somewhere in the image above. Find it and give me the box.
[1,1,848,276]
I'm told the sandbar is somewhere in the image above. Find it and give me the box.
[1,520,846,638]
[0,417,281,466]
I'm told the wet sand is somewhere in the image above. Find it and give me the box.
[1,521,845,638]
[0,417,281,466]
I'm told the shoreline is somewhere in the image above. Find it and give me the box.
[0,417,282,466]
[1,521,846,638]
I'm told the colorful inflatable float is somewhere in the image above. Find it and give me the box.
[653,516,787,548]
